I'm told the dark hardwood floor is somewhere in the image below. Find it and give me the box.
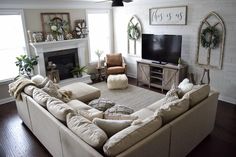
[0,78,235,157]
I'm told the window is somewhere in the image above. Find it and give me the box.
[87,10,112,63]
[0,10,27,81]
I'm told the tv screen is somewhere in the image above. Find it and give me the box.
[142,34,182,64]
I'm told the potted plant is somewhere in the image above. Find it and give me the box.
[15,55,39,79]
[71,65,87,77]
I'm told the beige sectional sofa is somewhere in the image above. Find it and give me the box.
[15,81,219,157]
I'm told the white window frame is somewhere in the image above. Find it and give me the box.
[0,9,29,83]
[86,9,113,63]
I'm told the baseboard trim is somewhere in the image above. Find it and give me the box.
[127,72,136,78]
[219,95,236,105]
[0,97,14,105]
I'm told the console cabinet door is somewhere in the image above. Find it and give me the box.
[163,68,178,90]
[137,63,150,85]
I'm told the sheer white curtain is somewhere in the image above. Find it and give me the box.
[87,10,112,63]
[0,10,27,81]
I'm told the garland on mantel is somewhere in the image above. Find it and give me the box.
[200,26,220,49]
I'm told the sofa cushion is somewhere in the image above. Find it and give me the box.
[107,66,126,75]
[67,99,92,111]
[32,88,51,107]
[93,118,132,137]
[183,84,210,108]
[59,82,100,103]
[155,98,189,124]
[131,108,154,120]
[103,114,162,156]
[88,98,115,112]
[147,98,164,111]
[67,113,108,148]
[106,53,122,66]
[79,108,103,121]
[46,97,74,122]
[24,85,37,96]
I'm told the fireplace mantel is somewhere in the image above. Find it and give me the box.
[30,38,88,77]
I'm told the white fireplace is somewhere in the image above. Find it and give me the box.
[30,38,87,77]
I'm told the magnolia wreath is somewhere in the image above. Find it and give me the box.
[200,26,220,49]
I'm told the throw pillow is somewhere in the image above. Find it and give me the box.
[31,75,45,86]
[163,84,179,104]
[104,105,137,120]
[88,98,115,112]
[79,108,103,121]
[42,80,70,103]
[93,118,132,137]
[103,114,162,156]
[178,78,194,97]
[67,113,108,148]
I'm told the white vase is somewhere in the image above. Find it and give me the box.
[97,57,101,68]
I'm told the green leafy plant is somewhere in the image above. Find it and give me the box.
[15,55,39,78]
[71,65,87,77]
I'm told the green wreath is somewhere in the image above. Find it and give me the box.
[127,23,140,40]
[200,26,220,49]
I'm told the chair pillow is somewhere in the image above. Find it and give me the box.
[155,98,189,124]
[103,114,162,156]
[67,113,108,148]
[106,53,122,66]
[46,97,74,122]
[183,84,210,107]
[93,118,132,137]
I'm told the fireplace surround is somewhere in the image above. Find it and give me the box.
[30,39,87,78]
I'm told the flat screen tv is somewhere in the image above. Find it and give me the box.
[142,34,182,65]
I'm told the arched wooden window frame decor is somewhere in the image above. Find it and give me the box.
[196,11,226,70]
[127,15,142,56]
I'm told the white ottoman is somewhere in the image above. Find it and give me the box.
[107,74,128,89]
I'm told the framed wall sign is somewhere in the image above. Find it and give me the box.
[149,6,187,25]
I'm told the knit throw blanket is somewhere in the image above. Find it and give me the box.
[9,77,35,100]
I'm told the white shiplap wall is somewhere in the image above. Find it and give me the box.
[113,0,236,104]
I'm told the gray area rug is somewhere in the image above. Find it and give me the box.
[92,82,164,111]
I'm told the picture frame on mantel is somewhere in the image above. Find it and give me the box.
[149,6,187,25]
[41,12,71,38]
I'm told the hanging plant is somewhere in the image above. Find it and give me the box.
[127,23,140,40]
[200,26,220,49]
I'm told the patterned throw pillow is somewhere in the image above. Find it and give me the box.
[162,84,179,105]
[104,105,137,120]
[88,98,115,112]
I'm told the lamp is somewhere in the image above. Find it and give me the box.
[112,0,124,7]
